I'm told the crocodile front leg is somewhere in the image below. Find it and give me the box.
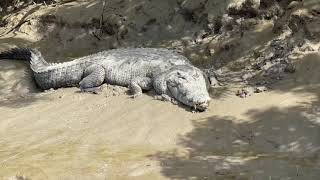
[152,74,178,105]
[154,94,178,105]
[129,77,152,98]
[79,64,105,94]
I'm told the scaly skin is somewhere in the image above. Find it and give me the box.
[0,48,211,111]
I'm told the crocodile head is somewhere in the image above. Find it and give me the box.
[166,65,211,111]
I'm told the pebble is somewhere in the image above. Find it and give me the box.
[236,88,252,98]
[254,86,268,93]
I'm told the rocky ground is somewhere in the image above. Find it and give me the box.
[0,0,319,179]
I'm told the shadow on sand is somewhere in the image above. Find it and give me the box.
[152,52,320,179]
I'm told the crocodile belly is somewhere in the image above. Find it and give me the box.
[104,66,147,87]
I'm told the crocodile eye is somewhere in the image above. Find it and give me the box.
[179,76,187,80]
[176,72,187,80]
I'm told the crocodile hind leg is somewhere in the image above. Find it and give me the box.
[79,65,105,94]
[129,77,152,98]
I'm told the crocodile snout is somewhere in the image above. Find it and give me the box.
[194,97,211,111]
[196,103,209,111]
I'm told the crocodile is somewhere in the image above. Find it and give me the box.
[0,48,211,111]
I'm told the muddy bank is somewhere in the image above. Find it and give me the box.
[0,0,320,179]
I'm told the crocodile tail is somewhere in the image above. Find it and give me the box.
[0,47,49,70]
[0,48,34,60]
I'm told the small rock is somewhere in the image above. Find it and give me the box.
[299,44,315,52]
[44,88,55,92]
[241,73,254,81]
[261,61,274,71]
[221,14,235,31]
[194,30,208,44]
[287,1,301,10]
[254,86,268,93]
[227,0,260,17]
[207,48,215,56]
[236,88,253,98]
[9,175,30,180]
[209,76,220,87]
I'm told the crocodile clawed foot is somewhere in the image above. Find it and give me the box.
[80,86,103,94]
[154,94,178,105]
[130,93,142,99]
[171,99,178,105]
